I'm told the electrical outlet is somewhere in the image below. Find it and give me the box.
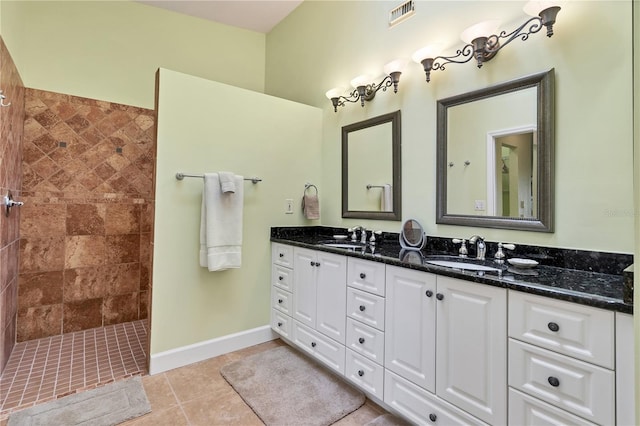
[285,199,294,214]
[474,200,486,211]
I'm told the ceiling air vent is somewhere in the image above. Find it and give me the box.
[389,0,415,28]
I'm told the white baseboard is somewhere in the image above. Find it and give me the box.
[149,325,278,375]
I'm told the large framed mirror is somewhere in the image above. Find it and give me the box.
[342,110,401,220]
[436,69,554,232]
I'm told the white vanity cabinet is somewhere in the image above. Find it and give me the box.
[344,258,386,400]
[271,243,295,338]
[292,247,347,344]
[384,265,507,426]
[507,291,619,425]
[271,242,634,426]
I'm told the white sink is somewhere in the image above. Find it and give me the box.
[426,259,502,272]
[321,243,364,249]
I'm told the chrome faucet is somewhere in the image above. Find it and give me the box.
[360,228,368,244]
[347,226,364,242]
[469,235,486,260]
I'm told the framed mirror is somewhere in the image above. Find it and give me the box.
[342,110,401,220]
[436,69,554,232]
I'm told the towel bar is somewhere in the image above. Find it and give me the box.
[176,172,262,184]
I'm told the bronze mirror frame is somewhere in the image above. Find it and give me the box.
[342,110,402,220]
[436,69,555,232]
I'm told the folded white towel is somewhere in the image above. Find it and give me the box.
[199,173,244,271]
[218,171,236,193]
[381,184,393,212]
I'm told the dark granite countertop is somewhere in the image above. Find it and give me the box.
[271,226,634,314]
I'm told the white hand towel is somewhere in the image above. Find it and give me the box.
[199,173,244,271]
[218,171,236,193]
[381,184,393,212]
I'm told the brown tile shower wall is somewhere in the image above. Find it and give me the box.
[18,88,155,342]
[0,38,25,373]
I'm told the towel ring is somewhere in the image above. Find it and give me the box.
[304,183,318,195]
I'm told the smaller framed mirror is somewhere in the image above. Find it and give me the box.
[342,110,401,220]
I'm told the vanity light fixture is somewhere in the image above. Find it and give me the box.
[326,59,407,112]
[412,1,560,82]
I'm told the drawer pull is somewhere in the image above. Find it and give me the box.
[358,337,365,344]
[278,299,283,304]
[429,414,437,422]
[360,272,366,279]
[311,342,317,348]
[279,276,284,281]
[357,370,364,377]
[548,322,560,332]
[277,322,283,327]
[359,305,366,312]
[425,290,433,297]
[436,293,444,301]
[279,253,284,258]
[548,376,560,387]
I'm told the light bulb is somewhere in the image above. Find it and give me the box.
[383,59,408,75]
[411,44,443,63]
[461,20,500,44]
[523,1,559,17]
[350,75,371,89]
[325,88,344,100]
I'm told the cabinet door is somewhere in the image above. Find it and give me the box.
[385,266,436,392]
[435,275,507,426]
[315,251,347,344]
[292,247,317,328]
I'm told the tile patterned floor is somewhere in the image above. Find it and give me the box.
[121,339,388,426]
[0,320,148,420]
[1,326,388,425]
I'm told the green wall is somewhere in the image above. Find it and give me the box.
[633,0,639,420]
[266,0,634,253]
[0,1,266,108]
[153,69,322,353]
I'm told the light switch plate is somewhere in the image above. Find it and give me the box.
[285,199,294,214]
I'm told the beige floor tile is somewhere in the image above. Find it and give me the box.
[141,374,178,411]
[334,400,386,425]
[223,339,285,362]
[181,389,263,426]
[165,356,233,403]
[120,406,189,426]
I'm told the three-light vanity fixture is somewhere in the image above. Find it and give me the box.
[326,1,560,111]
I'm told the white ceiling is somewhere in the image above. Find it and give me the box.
[136,0,304,33]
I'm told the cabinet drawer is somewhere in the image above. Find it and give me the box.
[272,243,294,268]
[347,258,386,296]
[509,388,597,426]
[509,339,614,425]
[292,321,345,374]
[346,318,384,365]
[347,287,385,331]
[272,265,293,292]
[384,370,488,426]
[345,350,384,399]
[271,309,291,339]
[273,287,292,315]
[508,290,614,368]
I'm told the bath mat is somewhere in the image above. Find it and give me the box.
[8,376,150,426]
[220,345,365,426]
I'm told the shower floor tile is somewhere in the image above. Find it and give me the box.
[0,320,147,419]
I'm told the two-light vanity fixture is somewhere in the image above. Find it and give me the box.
[326,1,560,112]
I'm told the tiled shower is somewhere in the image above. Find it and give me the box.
[0,35,156,415]
[18,87,155,342]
